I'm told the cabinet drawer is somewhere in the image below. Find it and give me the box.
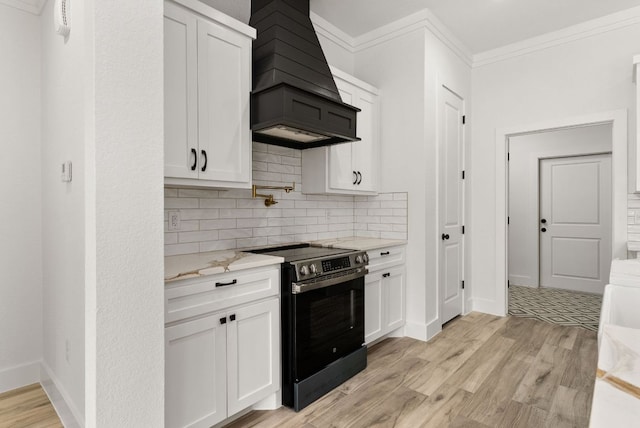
[165,265,279,324]
[366,246,405,273]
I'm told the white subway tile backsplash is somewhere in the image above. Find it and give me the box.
[179,230,219,243]
[199,199,237,209]
[200,219,237,230]
[164,145,408,256]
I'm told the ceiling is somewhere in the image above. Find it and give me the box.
[311,0,640,53]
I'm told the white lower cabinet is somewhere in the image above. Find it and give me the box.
[165,266,280,428]
[365,247,406,344]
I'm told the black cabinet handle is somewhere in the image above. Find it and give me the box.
[201,150,208,172]
[353,171,358,185]
[380,251,390,256]
[442,234,450,240]
[541,218,547,224]
[190,148,197,171]
[220,317,227,325]
[215,279,237,287]
[357,171,362,185]
[541,228,547,233]
[230,314,236,322]
[382,272,391,278]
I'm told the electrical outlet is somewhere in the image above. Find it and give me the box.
[168,211,180,231]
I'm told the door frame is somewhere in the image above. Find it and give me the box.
[496,109,627,315]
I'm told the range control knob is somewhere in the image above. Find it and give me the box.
[355,255,363,264]
[309,264,317,274]
[300,265,309,276]
[363,253,369,263]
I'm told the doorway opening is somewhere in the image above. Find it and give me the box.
[507,125,612,294]
[495,110,628,316]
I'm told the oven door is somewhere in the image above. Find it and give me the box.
[292,275,364,381]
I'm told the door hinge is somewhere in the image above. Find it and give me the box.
[508,280,510,288]
[462,225,465,234]
[461,280,465,290]
[508,216,510,225]
[462,170,465,180]
[462,115,466,125]
[507,152,510,161]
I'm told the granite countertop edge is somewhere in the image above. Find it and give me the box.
[311,237,408,251]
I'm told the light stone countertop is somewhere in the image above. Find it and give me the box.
[589,324,640,426]
[165,250,284,283]
[311,237,407,251]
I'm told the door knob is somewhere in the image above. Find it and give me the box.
[541,228,547,232]
[541,218,547,224]
[441,233,450,240]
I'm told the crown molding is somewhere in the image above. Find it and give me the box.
[310,11,356,54]
[0,0,46,15]
[473,5,640,68]
[311,9,473,68]
[353,9,472,67]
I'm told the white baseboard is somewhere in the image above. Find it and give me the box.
[404,318,442,342]
[40,361,83,428]
[0,360,40,393]
[470,297,507,317]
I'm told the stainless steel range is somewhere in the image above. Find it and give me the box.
[249,243,369,411]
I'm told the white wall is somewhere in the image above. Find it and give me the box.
[39,0,86,422]
[84,0,165,425]
[471,21,639,314]
[508,124,612,287]
[354,25,471,339]
[0,4,42,392]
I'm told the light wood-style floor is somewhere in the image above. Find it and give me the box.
[228,313,598,428]
[0,383,62,428]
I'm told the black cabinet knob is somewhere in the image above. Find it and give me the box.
[220,317,227,325]
[230,314,236,322]
[201,150,208,172]
[190,148,197,171]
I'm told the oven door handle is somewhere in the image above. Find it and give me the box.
[292,268,368,294]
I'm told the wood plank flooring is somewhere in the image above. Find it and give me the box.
[227,313,598,428]
[0,384,62,428]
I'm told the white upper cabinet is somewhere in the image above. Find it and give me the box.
[164,0,254,189]
[302,67,380,195]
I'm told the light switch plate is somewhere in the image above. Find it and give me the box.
[61,161,72,182]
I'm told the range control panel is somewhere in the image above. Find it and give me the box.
[294,251,369,281]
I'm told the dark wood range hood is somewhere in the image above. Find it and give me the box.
[250,0,360,150]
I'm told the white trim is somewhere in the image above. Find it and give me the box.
[0,0,45,15]
[168,0,256,39]
[495,110,628,316]
[310,9,472,67]
[474,6,640,67]
[470,298,507,317]
[329,66,379,95]
[41,361,84,428]
[310,12,355,54]
[0,360,40,393]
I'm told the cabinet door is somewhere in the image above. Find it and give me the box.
[352,89,377,192]
[164,3,198,179]
[329,80,356,191]
[197,19,252,185]
[384,266,406,332]
[226,298,280,416]
[165,314,227,428]
[364,273,384,344]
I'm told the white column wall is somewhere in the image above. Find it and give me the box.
[84,0,165,426]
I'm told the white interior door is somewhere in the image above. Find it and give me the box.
[439,86,464,324]
[540,154,612,294]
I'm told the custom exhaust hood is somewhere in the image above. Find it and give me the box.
[250,0,360,150]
